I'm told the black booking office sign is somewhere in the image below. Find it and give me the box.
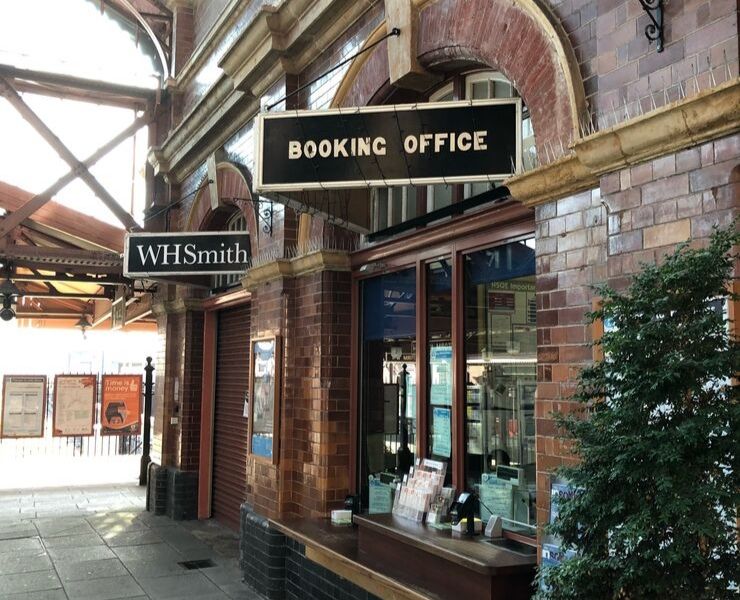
[254,99,521,192]
[124,231,250,277]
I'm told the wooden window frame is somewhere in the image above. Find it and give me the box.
[350,202,534,496]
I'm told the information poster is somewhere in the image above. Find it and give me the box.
[429,346,452,405]
[101,375,142,435]
[368,477,393,514]
[53,375,96,436]
[250,338,278,459]
[479,473,513,521]
[1,375,46,438]
[431,407,451,458]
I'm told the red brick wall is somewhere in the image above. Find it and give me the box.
[245,278,289,518]
[282,270,352,517]
[534,188,607,527]
[297,4,384,110]
[150,291,206,472]
[603,134,739,289]
[534,132,739,532]
[180,310,204,471]
[417,0,580,148]
[193,0,230,50]
[172,4,195,77]
[241,268,352,519]
[592,0,738,119]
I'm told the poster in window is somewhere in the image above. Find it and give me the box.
[431,406,451,458]
[101,375,142,435]
[53,375,96,437]
[429,345,452,406]
[249,337,281,460]
[1,375,46,438]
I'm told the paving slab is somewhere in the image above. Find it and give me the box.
[4,589,68,600]
[220,582,268,600]
[102,528,164,547]
[42,532,105,549]
[113,542,184,563]
[62,574,146,600]
[34,518,95,538]
[121,557,191,579]
[0,522,38,540]
[48,543,117,562]
[0,570,62,595]
[137,571,225,599]
[0,484,267,600]
[0,553,53,576]
[54,557,129,583]
[200,558,242,587]
[0,536,45,556]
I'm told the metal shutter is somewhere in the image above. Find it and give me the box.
[212,302,250,529]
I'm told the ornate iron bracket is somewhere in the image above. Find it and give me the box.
[253,198,273,236]
[638,0,664,52]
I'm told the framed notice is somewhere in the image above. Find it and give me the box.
[101,375,142,435]
[248,337,281,462]
[53,375,96,437]
[1,375,46,438]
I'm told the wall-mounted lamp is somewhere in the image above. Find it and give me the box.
[0,277,21,322]
[75,314,91,339]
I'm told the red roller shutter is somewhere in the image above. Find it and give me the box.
[212,302,250,529]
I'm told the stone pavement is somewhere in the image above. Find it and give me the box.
[0,484,265,600]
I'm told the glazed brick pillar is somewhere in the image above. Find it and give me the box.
[149,289,205,519]
[246,277,292,519]
[602,134,739,291]
[245,265,352,520]
[283,269,352,517]
[534,189,607,532]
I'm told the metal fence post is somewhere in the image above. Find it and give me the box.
[139,356,154,486]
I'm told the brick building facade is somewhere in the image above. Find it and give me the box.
[144,0,739,597]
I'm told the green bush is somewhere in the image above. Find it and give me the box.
[536,223,740,599]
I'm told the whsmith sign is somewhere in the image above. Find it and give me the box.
[124,231,250,277]
[254,98,521,192]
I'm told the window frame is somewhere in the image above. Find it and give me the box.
[353,205,537,543]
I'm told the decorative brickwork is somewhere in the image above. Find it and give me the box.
[592,0,738,118]
[416,0,584,148]
[534,132,739,534]
[602,134,739,289]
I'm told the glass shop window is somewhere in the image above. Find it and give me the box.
[427,258,453,485]
[360,268,417,511]
[464,239,537,535]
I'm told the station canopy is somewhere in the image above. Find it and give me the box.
[0,0,168,330]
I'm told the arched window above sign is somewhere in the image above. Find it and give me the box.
[369,71,537,234]
[212,211,248,292]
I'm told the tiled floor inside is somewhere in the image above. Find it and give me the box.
[0,484,265,600]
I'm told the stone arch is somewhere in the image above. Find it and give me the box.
[185,162,259,258]
[332,0,587,150]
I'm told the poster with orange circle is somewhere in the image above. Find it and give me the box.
[101,375,142,435]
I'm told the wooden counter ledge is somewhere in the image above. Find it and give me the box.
[353,513,536,576]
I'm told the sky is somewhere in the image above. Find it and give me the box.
[0,0,161,226]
